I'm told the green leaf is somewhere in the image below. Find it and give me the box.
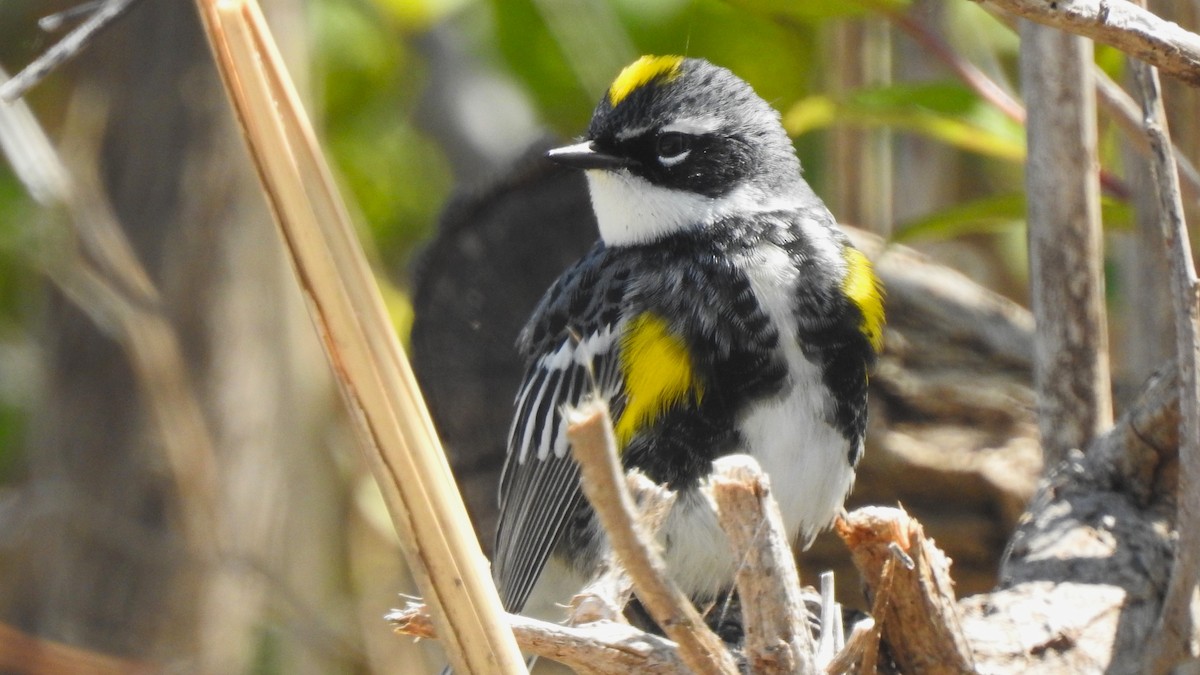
[1094,43,1126,82]
[784,82,1026,161]
[894,193,1135,243]
[893,193,1027,242]
[1099,195,1133,231]
[779,95,837,136]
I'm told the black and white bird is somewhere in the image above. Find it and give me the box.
[493,55,884,625]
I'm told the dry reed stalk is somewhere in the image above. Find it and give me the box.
[191,2,526,672]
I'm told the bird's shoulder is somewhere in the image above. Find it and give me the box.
[517,241,631,358]
[731,207,883,357]
[515,234,742,356]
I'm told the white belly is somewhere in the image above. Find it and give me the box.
[738,344,855,547]
[658,488,737,601]
[736,239,856,547]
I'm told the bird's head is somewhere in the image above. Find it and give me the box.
[548,56,807,246]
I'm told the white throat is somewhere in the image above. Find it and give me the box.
[585,170,800,246]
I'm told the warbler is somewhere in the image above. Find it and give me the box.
[493,56,884,624]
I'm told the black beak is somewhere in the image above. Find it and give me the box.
[546,141,632,170]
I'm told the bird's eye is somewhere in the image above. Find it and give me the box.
[655,132,692,164]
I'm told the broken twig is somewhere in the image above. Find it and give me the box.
[710,455,816,674]
[837,507,976,674]
[566,400,738,675]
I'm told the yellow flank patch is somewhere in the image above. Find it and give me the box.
[608,55,684,106]
[842,248,885,353]
[615,313,703,448]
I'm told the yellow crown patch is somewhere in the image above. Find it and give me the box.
[608,55,684,106]
[842,248,885,354]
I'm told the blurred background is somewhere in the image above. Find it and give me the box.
[0,0,1196,673]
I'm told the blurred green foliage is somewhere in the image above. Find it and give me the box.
[313,0,452,271]
[486,0,822,131]
[0,403,24,482]
[489,0,594,129]
[0,167,36,483]
[786,82,1026,161]
[894,193,1133,243]
[0,176,35,327]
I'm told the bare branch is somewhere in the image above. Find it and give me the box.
[566,401,739,675]
[0,0,146,102]
[389,604,688,675]
[960,369,1181,672]
[815,572,843,666]
[858,548,895,675]
[38,1,109,32]
[825,17,893,235]
[568,472,677,626]
[710,455,816,675]
[980,0,1200,87]
[1019,21,1112,463]
[971,8,1200,204]
[0,74,69,203]
[890,6,1199,203]
[1094,68,1200,204]
[192,3,526,671]
[1128,35,1200,675]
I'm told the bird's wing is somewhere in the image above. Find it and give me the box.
[493,249,628,613]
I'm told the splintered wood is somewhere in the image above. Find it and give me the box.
[836,506,976,674]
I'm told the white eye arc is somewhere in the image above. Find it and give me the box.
[660,150,691,167]
[656,131,693,166]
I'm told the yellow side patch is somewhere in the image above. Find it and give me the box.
[615,313,703,448]
[842,248,885,354]
[608,55,684,106]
